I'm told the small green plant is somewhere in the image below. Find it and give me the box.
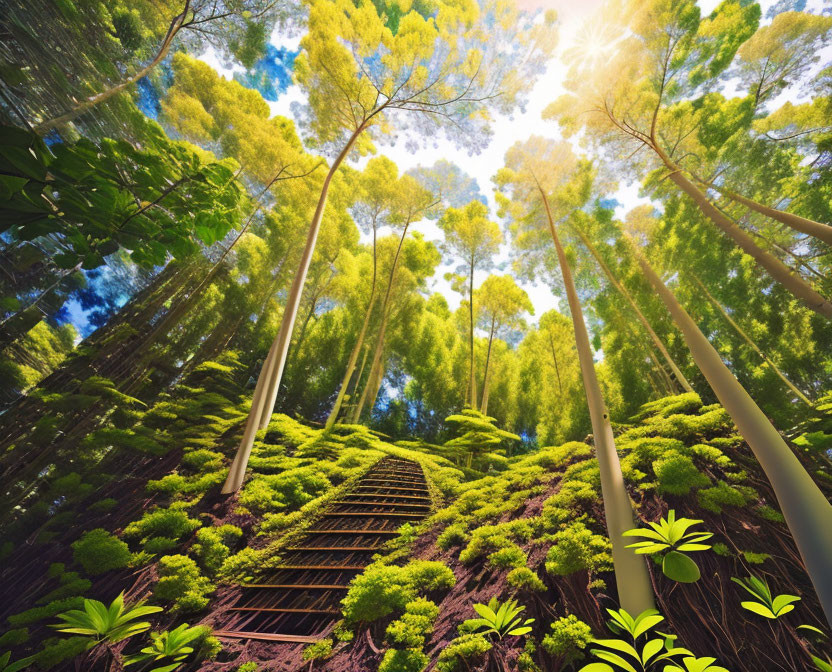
[51,593,162,646]
[623,511,712,583]
[731,575,799,619]
[124,623,204,671]
[0,651,35,672]
[578,609,729,672]
[811,654,832,672]
[463,597,534,640]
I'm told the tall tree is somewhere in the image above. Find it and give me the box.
[438,202,502,409]
[473,275,533,414]
[495,136,655,615]
[222,0,557,492]
[546,0,832,317]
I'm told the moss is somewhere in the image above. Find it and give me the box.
[742,551,771,564]
[302,638,333,661]
[436,634,492,672]
[541,614,593,663]
[756,504,785,523]
[88,498,117,513]
[697,481,749,514]
[153,554,214,613]
[191,524,242,575]
[487,544,527,570]
[0,628,30,647]
[33,636,91,670]
[7,597,84,628]
[652,452,711,495]
[507,567,546,592]
[123,508,201,543]
[437,523,469,550]
[72,529,131,575]
[236,664,258,672]
[712,543,732,557]
[378,648,429,672]
[341,561,455,624]
[545,522,613,576]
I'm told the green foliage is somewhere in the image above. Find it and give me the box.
[8,597,85,628]
[385,599,439,648]
[487,544,527,570]
[301,639,333,661]
[545,522,613,576]
[696,482,749,514]
[123,623,205,671]
[153,555,214,614]
[507,567,546,592]
[378,648,429,672]
[238,467,332,513]
[72,529,132,575]
[31,636,90,670]
[0,630,29,649]
[731,575,800,619]
[236,664,259,672]
[436,634,492,672]
[623,511,712,583]
[341,561,455,624]
[436,523,469,550]
[51,592,161,646]
[191,525,242,575]
[123,508,201,544]
[652,453,710,495]
[0,651,35,672]
[461,597,534,640]
[541,614,593,664]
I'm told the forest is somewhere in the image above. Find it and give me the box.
[0,0,831,669]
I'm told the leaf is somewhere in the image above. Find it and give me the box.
[578,665,614,672]
[640,638,665,665]
[507,626,533,636]
[739,601,777,619]
[797,624,826,638]
[592,649,639,672]
[811,655,832,672]
[662,551,701,583]
[593,638,640,659]
[632,614,664,639]
[771,594,800,615]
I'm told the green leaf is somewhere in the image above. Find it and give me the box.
[641,638,665,665]
[811,655,832,672]
[771,594,800,615]
[578,664,614,672]
[592,649,639,672]
[797,624,826,638]
[593,638,640,659]
[662,551,701,583]
[632,614,664,639]
[739,601,777,619]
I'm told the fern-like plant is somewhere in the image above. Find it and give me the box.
[0,651,35,672]
[623,510,712,583]
[124,623,205,671]
[52,592,162,646]
[464,597,534,639]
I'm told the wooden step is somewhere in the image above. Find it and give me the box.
[241,584,349,590]
[306,529,400,535]
[330,500,431,507]
[321,511,423,518]
[340,493,430,501]
[356,485,429,493]
[214,631,323,643]
[270,564,366,570]
[286,546,378,552]
[229,607,340,615]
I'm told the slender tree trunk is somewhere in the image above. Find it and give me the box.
[547,332,564,397]
[351,219,410,423]
[222,123,366,493]
[630,238,832,629]
[653,145,832,319]
[326,227,379,429]
[468,252,477,408]
[571,219,694,393]
[688,273,813,406]
[33,1,190,133]
[480,318,497,414]
[539,186,655,616]
[700,180,832,248]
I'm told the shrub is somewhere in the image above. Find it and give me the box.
[123,508,201,542]
[239,468,331,513]
[541,614,592,663]
[32,636,90,670]
[89,498,117,513]
[7,597,84,628]
[385,599,439,648]
[154,555,213,613]
[697,481,748,514]
[652,453,710,495]
[437,523,469,550]
[436,634,492,672]
[301,638,333,661]
[507,567,546,592]
[192,525,242,575]
[72,529,132,575]
[143,537,180,555]
[236,664,258,672]
[487,544,527,570]
[545,522,612,576]
[378,648,429,672]
[341,561,454,624]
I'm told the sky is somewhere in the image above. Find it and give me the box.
[199,0,824,327]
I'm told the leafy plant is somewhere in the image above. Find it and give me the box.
[812,654,832,672]
[124,623,204,671]
[623,511,712,583]
[51,592,162,646]
[578,609,728,672]
[464,597,534,640]
[731,575,800,619]
[0,651,36,672]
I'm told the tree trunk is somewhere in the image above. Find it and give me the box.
[540,186,655,616]
[630,238,832,628]
[33,1,190,133]
[571,219,694,394]
[688,273,813,407]
[222,123,365,493]
[652,145,832,319]
[480,318,497,414]
[547,332,564,397]
[468,252,477,409]
[326,226,379,430]
[351,219,410,423]
[701,180,832,248]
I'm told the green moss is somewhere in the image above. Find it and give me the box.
[436,634,492,672]
[712,543,732,557]
[756,505,785,523]
[507,567,546,592]
[697,481,749,514]
[487,544,527,569]
[545,522,612,576]
[302,638,333,661]
[652,452,711,495]
[88,498,117,513]
[72,529,131,575]
[33,636,90,670]
[0,628,30,647]
[385,599,439,648]
[541,614,593,663]
[236,663,258,672]
[153,554,214,613]
[123,508,201,543]
[7,597,84,628]
[378,648,429,672]
[437,523,469,550]
[742,551,771,564]
[191,525,242,575]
